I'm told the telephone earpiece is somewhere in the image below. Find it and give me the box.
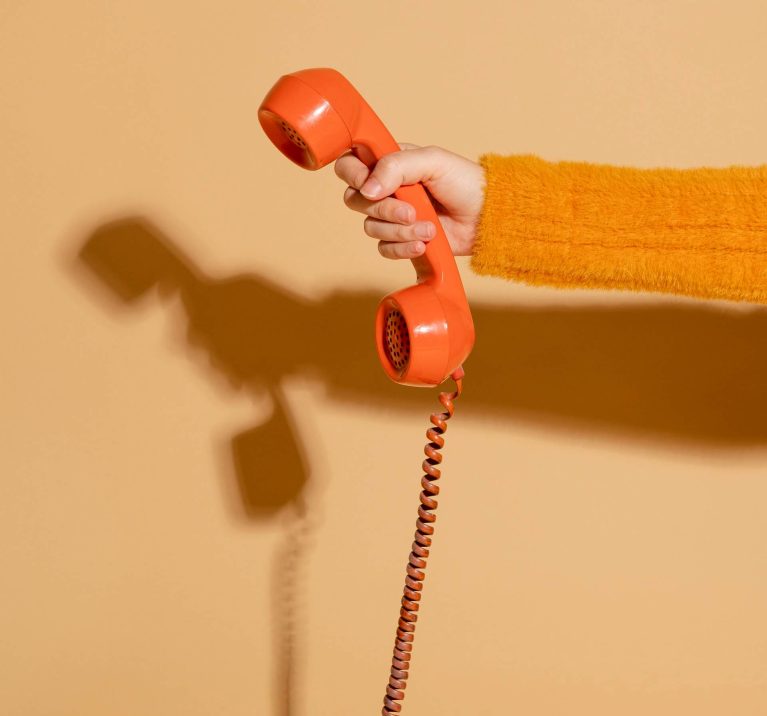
[258,67,474,386]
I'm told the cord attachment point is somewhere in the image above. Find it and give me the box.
[450,364,465,383]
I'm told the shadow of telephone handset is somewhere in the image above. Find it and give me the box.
[259,67,474,714]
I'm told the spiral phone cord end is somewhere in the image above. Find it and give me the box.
[381,375,463,715]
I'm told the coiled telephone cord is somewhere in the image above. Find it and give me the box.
[381,374,463,715]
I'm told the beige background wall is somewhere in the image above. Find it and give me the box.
[2,1,767,714]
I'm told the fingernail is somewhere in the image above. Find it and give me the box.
[412,241,425,254]
[360,177,382,198]
[395,206,413,223]
[416,221,435,238]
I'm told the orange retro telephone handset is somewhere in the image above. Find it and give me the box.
[258,67,475,714]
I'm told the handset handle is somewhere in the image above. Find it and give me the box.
[351,113,463,289]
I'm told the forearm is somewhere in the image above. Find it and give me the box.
[471,153,767,303]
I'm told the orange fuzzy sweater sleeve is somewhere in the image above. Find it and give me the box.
[471,154,767,303]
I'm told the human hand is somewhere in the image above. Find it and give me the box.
[334,144,485,260]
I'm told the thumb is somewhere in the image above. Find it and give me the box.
[359,145,444,200]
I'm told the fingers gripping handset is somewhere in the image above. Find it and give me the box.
[258,68,475,386]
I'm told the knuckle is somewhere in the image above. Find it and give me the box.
[376,153,398,177]
[333,155,352,180]
[385,201,401,222]
[354,169,369,189]
[343,186,356,206]
[371,200,389,220]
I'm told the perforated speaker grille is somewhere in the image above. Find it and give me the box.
[279,118,307,150]
[384,309,410,372]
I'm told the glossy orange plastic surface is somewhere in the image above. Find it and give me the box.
[258,68,475,386]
